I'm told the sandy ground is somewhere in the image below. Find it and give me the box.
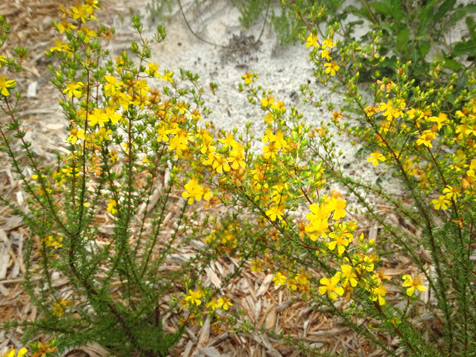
[113,0,399,197]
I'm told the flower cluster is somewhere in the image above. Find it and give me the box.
[299,22,474,354]
[305,32,339,77]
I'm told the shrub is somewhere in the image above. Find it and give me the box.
[0,4,223,355]
[295,24,476,354]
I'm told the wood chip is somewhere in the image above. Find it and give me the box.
[196,316,211,349]
[262,303,277,330]
[198,346,222,357]
[0,230,11,280]
[256,274,273,297]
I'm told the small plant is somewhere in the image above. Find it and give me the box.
[0,2,226,355]
[296,23,476,354]
[148,0,176,22]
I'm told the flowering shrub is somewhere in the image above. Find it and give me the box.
[0,3,224,355]
[297,25,476,354]
[1,0,475,356]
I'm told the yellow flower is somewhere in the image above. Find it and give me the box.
[305,218,328,241]
[227,146,246,170]
[89,108,108,127]
[161,70,174,83]
[202,186,213,201]
[4,348,28,357]
[217,296,233,310]
[273,272,286,287]
[324,62,340,76]
[431,195,450,210]
[182,179,213,204]
[78,26,97,43]
[271,100,286,113]
[367,152,386,166]
[321,49,331,61]
[67,126,85,145]
[402,274,427,296]
[0,74,16,96]
[146,62,160,77]
[379,100,402,121]
[104,75,121,96]
[157,124,172,143]
[429,112,448,130]
[296,273,310,289]
[251,259,262,273]
[49,38,71,53]
[52,299,70,317]
[322,38,336,49]
[306,202,331,221]
[330,197,346,220]
[416,130,436,148]
[266,205,284,221]
[305,33,319,48]
[85,0,100,9]
[184,288,203,306]
[260,96,275,108]
[56,20,77,34]
[340,264,358,287]
[204,152,231,173]
[72,4,97,23]
[63,82,84,99]
[443,185,460,200]
[356,255,375,273]
[265,130,288,150]
[328,228,352,256]
[107,199,118,215]
[42,235,63,248]
[242,71,255,85]
[319,273,344,300]
[207,298,218,312]
[286,278,298,291]
[370,284,387,305]
[262,142,279,159]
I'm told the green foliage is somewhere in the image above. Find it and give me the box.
[148,0,176,22]
[287,0,476,84]
[1,6,216,356]
[231,0,270,28]
[298,19,476,353]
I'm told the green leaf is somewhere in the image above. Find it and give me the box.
[462,4,476,12]
[349,5,374,22]
[417,0,439,34]
[453,39,476,55]
[419,41,431,59]
[434,0,456,24]
[443,59,463,71]
[388,0,404,22]
[466,16,476,38]
[370,2,392,16]
[396,28,411,52]
[370,0,403,21]
[355,146,365,159]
